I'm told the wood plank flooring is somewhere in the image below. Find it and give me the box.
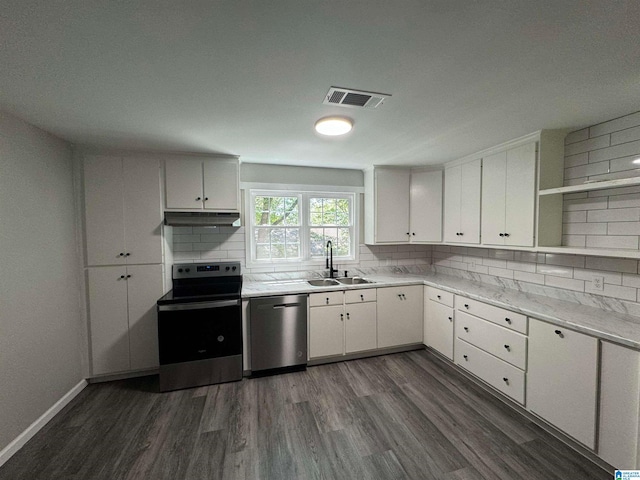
[0,350,611,480]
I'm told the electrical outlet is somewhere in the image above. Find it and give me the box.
[592,275,604,291]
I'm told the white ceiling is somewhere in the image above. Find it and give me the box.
[1,1,639,169]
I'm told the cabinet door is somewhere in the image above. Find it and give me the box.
[309,305,344,358]
[504,142,536,247]
[123,158,163,264]
[481,151,507,246]
[375,169,410,243]
[165,158,204,209]
[443,165,462,242]
[410,170,443,242]
[126,264,163,370]
[345,302,377,353]
[88,266,130,375]
[599,341,640,469]
[527,319,598,449]
[425,299,454,360]
[84,156,126,266]
[377,286,424,348]
[459,159,481,244]
[203,159,239,211]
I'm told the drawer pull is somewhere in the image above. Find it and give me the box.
[437,295,441,299]
[340,313,344,321]
[504,344,510,351]
[463,327,469,332]
[555,329,564,338]
[346,312,350,319]
[463,355,468,360]
[464,304,469,309]
[360,294,364,300]
[326,298,329,305]
[448,316,452,321]
[505,318,511,324]
[503,377,509,385]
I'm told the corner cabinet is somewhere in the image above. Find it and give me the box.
[364,167,443,244]
[481,142,536,247]
[165,156,240,211]
[443,159,481,244]
[424,287,454,360]
[84,155,163,266]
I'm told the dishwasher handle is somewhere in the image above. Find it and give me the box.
[272,303,301,309]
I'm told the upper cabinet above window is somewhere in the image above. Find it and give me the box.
[165,156,239,212]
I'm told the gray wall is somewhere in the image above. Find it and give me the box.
[0,111,84,451]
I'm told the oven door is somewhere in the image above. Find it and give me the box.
[157,299,242,365]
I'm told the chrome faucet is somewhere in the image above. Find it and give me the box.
[326,240,338,278]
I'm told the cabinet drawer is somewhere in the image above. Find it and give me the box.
[456,311,527,369]
[345,288,376,304]
[456,296,527,334]
[427,287,454,307]
[309,291,343,307]
[455,339,525,405]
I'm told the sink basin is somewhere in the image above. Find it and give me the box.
[337,277,375,285]
[307,279,340,287]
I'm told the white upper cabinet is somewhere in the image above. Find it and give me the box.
[443,159,481,243]
[482,142,536,247]
[410,170,443,242]
[365,167,443,244]
[165,156,239,211]
[84,156,163,267]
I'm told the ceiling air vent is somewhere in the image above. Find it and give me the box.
[323,87,391,109]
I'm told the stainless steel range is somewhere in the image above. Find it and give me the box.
[156,262,243,392]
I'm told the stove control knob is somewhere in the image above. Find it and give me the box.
[185,268,190,273]
[225,266,230,271]
[232,266,237,271]
[178,268,183,273]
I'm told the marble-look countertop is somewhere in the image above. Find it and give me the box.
[242,271,640,350]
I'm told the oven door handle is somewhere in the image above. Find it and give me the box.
[158,299,240,312]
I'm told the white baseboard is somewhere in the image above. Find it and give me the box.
[0,379,88,468]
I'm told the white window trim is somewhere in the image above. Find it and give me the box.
[245,186,360,269]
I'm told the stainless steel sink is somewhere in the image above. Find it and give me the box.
[336,277,375,285]
[307,279,340,287]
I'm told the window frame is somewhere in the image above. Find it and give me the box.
[246,188,359,268]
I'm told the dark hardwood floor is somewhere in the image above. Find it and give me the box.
[0,350,611,480]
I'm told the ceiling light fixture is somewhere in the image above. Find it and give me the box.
[314,116,353,136]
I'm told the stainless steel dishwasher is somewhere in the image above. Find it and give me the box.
[250,294,308,375]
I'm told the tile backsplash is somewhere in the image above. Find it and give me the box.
[563,110,640,249]
[170,226,432,274]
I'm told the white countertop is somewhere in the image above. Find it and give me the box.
[242,272,640,350]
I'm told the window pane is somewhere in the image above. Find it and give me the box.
[254,195,299,226]
[309,228,325,257]
[337,228,351,256]
[322,199,337,225]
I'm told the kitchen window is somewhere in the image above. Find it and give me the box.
[248,189,357,266]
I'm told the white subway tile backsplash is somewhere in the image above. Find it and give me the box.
[584,282,637,301]
[172,226,193,234]
[609,155,640,174]
[483,258,507,269]
[488,249,514,260]
[174,234,201,243]
[514,270,545,285]
[173,243,194,252]
[585,256,638,273]
[587,208,640,222]
[562,235,586,247]
[586,235,639,249]
[513,251,546,263]
[622,274,640,289]
[536,264,574,278]
[588,185,640,198]
[545,275,585,292]
[565,128,589,145]
[563,211,587,223]
[562,222,607,235]
[607,222,640,236]
[565,161,610,181]
[609,193,640,209]
[506,261,537,273]
[573,268,622,285]
[564,152,589,168]
[488,267,513,278]
[588,139,640,163]
[563,197,608,211]
[589,111,640,137]
[564,135,610,156]
[544,253,585,268]
[611,126,640,145]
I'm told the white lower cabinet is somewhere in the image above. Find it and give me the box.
[88,264,163,375]
[424,287,454,360]
[309,289,377,359]
[527,318,598,449]
[377,285,423,348]
[598,341,640,469]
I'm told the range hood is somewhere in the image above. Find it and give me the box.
[164,211,241,227]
